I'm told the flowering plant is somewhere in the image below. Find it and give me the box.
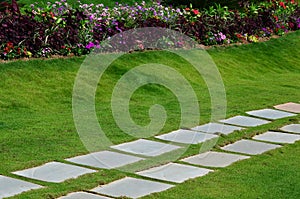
[0,0,299,60]
[183,4,201,23]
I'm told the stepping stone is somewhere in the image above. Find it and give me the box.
[221,139,281,155]
[12,162,96,183]
[246,109,296,120]
[155,129,218,144]
[181,151,250,168]
[110,139,181,157]
[274,102,300,113]
[65,151,144,169]
[0,175,43,198]
[136,163,213,183]
[58,192,111,199]
[191,123,243,135]
[253,131,300,144]
[219,116,270,127]
[280,124,300,134]
[91,177,174,198]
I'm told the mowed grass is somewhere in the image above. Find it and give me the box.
[16,0,300,9]
[0,31,299,198]
[17,0,153,8]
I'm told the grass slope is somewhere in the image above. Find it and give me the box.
[0,31,299,198]
[17,0,153,8]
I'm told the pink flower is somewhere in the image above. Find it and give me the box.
[192,9,199,15]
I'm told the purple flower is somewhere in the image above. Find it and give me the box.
[89,14,95,21]
[112,20,118,26]
[86,42,95,49]
[219,32,226,40]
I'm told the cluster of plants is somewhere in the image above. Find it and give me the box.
[0,0,299,60]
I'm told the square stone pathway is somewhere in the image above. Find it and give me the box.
[219,116,270,127]
[221,139,281,155]
[280,124,300,134]
[155,129,218,144]
[274,102,300,113]
[246,109,296,120]
[253,131,300,144]
[12,162,96,183]
[58,192,111,199]
[191,123,243,135]
[0,175,43,198]
[91,177,174,198]
[65,151,144,169]
[136,163,213,183]
[110,139,181,157]
[181,151,250,168]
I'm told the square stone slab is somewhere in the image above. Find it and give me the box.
[136,163,213,183]
[181,151,250,168]
[219,116,270,127]
[274,102,300,113]
[110,139,181,157]
[12,162,96,183]
[155,129,218,144]
[91,177,174,198]
[280,124,300,134]
[58,192,111,199]
[191,123,243,135]
[221,139,281,155]
[246,109,296,120]
[0,175,43,198]
[253,131,300,144]
[65,151,144,169]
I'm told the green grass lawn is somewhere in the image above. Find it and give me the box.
[0,31,299,198]
[17,0,153,8]
[15,0,300,9]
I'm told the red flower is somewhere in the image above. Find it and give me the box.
[274,15,278,21]
[192,9,199,15]
[185,8,190,11]
[279,2,286,9]
[236,33,241,38]
[7,42,13,48]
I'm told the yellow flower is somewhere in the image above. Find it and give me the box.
[248,35,258,43]
[27,51,32,57]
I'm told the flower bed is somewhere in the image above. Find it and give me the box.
[0,0,299,60]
